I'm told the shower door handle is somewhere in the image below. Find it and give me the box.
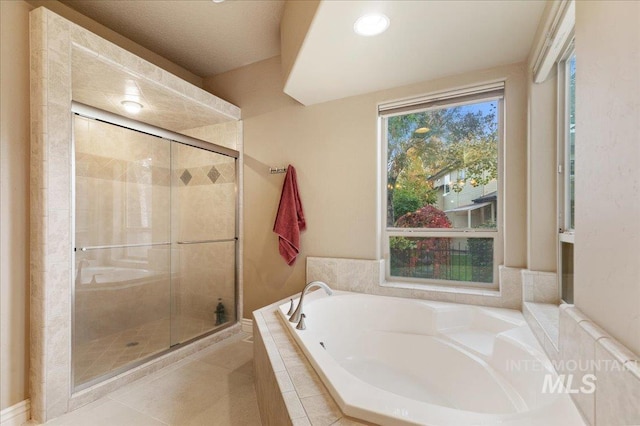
[176,238,237,245]
[75,242,171,251]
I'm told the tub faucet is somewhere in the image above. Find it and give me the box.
[76,259,89,286]
[289,280,333,325]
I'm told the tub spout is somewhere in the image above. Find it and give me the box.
[289,280,332,324]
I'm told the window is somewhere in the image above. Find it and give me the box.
[380,84,503,287]
[443,174,451,196]
[558,46,576,303]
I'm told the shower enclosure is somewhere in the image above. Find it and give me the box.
[72,103,238,389]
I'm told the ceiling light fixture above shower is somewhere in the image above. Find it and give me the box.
[121,100,143,114]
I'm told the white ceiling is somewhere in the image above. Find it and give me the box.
[59,0,285,77]
[284,0,547,105]
[59,0,547,106]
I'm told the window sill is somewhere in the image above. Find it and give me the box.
[380,280,500,297]
[559,232,575,244]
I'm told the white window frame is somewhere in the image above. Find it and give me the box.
[558,42,576,239]
[558,41,576,303]
[379,83,505,289]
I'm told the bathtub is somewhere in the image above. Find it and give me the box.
[76,266,160,287]
[278,291,585,425]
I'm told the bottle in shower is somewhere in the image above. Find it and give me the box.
[215,298,227,325]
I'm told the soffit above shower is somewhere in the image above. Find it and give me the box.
[59,0,285,77]
[72,48,233,132]
[283,0,547,105]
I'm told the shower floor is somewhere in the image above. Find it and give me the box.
[73,315,221,387]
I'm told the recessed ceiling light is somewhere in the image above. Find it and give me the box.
[354,13,390,37]
[121,100,143,114]
[212,0,225,3]
[415,127,430,134]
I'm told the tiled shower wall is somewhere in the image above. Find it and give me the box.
[73,117,239,342]
[172,140,237,326]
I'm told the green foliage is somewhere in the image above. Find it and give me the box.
[392,147,438,218]
[386,101,498,223]
[389,236,416,251]
[467,221,495,283]
[392,189,421,220]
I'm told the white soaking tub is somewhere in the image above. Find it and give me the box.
[278,290,585,426]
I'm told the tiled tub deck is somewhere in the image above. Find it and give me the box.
[253,299,373,426]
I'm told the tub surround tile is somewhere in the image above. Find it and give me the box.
[307,257,522,310]
[558,307,596,425]
[292,418,312,426]
[275,370,295,393]
[522,270,559,304]
[254,299,376,426]
[287,363,327,399]
[594,340,640,426]
[283,391,307,420]
[556,304,640,426]
[522,300,560,361]
[533,273,559,304]
[498,266,523,309]
[253,314,294,426]
[523,304,545,345]
[330,417,375,426]
[335,259,378,293]
[306,258,338,288]
[300,393,342,426]
[598,336,639,365]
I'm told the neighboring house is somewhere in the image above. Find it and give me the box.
[430,168,497,229]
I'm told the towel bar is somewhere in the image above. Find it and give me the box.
[269,167,287,174]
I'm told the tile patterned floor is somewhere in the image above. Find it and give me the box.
[49,333,261,426]
[74,316,226,386]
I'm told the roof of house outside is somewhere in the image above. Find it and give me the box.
[472,191,497,204]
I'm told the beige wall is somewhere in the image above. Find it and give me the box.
[527,72,558,273]
[205,57,528,317]
[0,0,33,410]
[574,1,640,355]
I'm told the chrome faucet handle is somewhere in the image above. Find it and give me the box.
[296,313,306,330]
[286,299,296,316]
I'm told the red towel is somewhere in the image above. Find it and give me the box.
[273,165,306,265]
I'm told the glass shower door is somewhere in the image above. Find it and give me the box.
[170,142,237,345]
[73,115,172,388]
